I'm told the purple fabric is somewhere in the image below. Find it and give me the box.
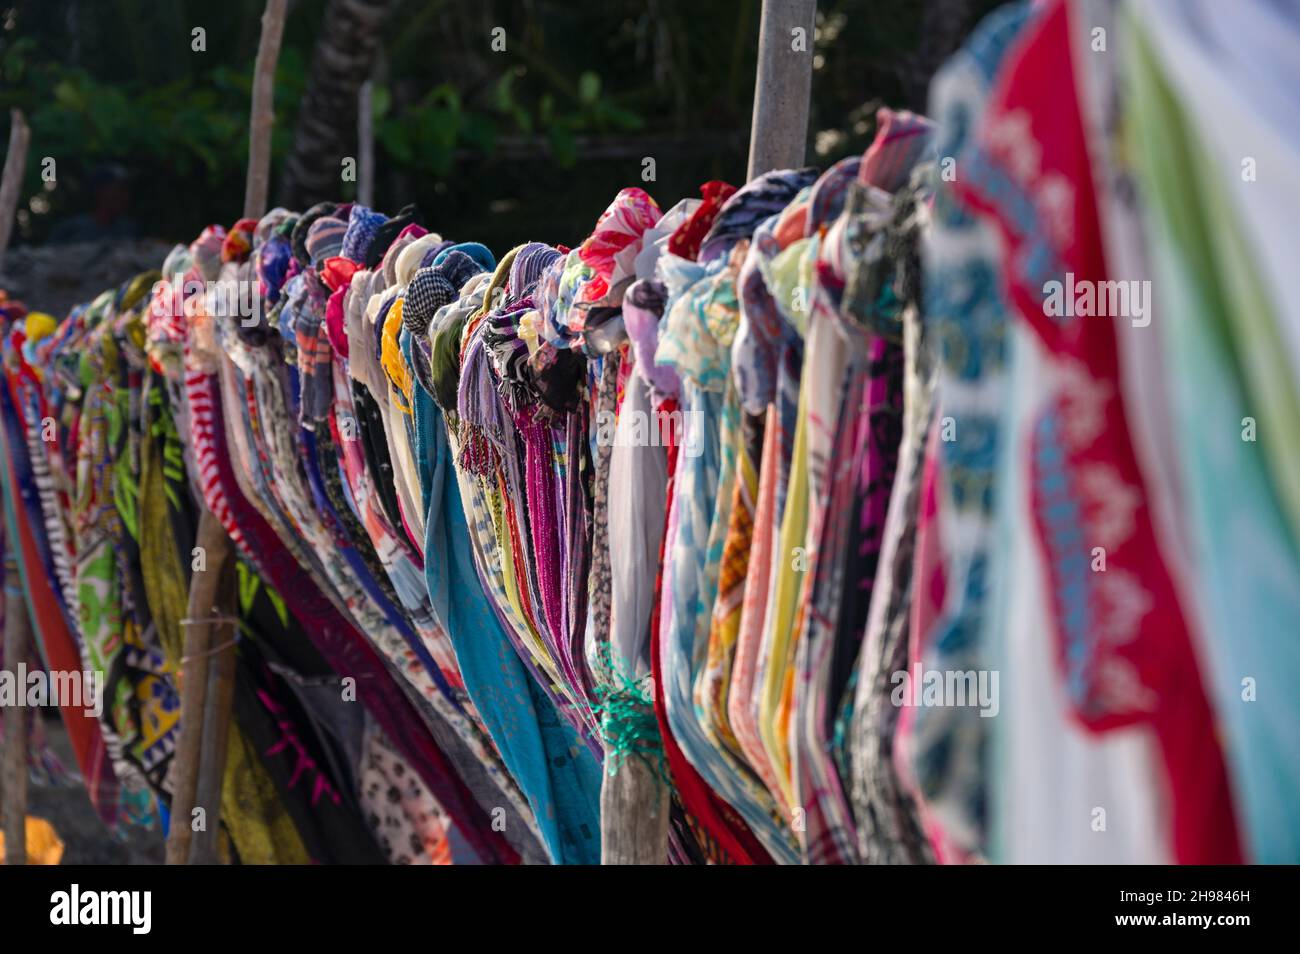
[510,243,563,299]
[623,279,680,402]
[341,204,388,264]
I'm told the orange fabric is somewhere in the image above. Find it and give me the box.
[0,817,65,865]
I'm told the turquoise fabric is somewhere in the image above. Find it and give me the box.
[406,328,603,864]
[433,242,496,275]
[1127,17,1300,862]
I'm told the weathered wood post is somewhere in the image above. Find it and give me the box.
[2,557,33,864]
[602,0,818,866]
[0,109,32,866]
[166,0,288,865]
[0,109,30,267]
[746,0,817,180]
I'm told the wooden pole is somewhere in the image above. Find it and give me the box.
[189,612,238,865]
[357,78,375,208]
[3,557,32,865]
[161,626,204,863]
[745,0,817,181]
[0,109,30,264]
[1,109,32,864]
[244,0,289,220]
[600,741,670,865]
[167,0,288,864]
[164,511,234,864]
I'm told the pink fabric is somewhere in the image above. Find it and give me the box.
[579,187,663,301]
[728,408,786,799]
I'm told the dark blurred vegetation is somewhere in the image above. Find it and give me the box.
[1,0,1002,252]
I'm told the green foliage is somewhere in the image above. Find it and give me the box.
[2,0,1005,249]
[1,0,315,242]
[372,61,643,179]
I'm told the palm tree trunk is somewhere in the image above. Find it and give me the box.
[279,0,396,209]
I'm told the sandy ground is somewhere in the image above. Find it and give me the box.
[18,712,165,865]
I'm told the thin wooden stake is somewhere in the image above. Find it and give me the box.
[0,109,31,263]
[3,557,32,865]
[745,0,817,181]
[167,0,289,864]
[190,611,239,865]
[600,741,670,864]
[244,0,290,220]
[0,110,32,865]
[164,510,233,864]
[357,78,375,208]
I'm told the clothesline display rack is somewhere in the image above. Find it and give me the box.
[0,0,818,866]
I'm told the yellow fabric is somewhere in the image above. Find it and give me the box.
[518,309,543,358]
[758,382,811,807]
[138,406,189,666]
[380,297,414,414]
[24,312,59,344]
[220,726,311,864]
